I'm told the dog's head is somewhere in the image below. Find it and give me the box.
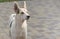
[14,1,30,21]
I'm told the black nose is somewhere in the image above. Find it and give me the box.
[27,16,30,20]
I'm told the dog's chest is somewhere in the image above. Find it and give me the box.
[11,20,27,36]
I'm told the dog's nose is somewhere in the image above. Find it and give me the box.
[27,16,30,20]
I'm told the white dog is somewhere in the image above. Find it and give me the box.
[9,1,30,39]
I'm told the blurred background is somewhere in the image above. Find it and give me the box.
[0,0,31,2]
[0,0,60,39]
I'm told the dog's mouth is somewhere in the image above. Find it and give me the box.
[22,16,30,22]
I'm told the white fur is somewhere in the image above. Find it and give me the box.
[9,1,30,39]
[9,14,27,39]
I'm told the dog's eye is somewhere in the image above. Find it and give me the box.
[21,12,24,14]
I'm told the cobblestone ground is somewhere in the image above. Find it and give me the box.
[0,0,60,39]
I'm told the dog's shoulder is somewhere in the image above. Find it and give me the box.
[10,14,16,18]
[9,14,16,27]
[10,14,16,21]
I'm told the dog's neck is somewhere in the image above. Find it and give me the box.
[15,14,23,28]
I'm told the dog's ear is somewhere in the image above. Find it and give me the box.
[14,1,20,13]
[24,1,27,9]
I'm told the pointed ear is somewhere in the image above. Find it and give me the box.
[14,1,20,13]
[14,1,18,11]
[24,1,27,9]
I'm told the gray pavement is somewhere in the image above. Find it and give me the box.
[0,0,60,39]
